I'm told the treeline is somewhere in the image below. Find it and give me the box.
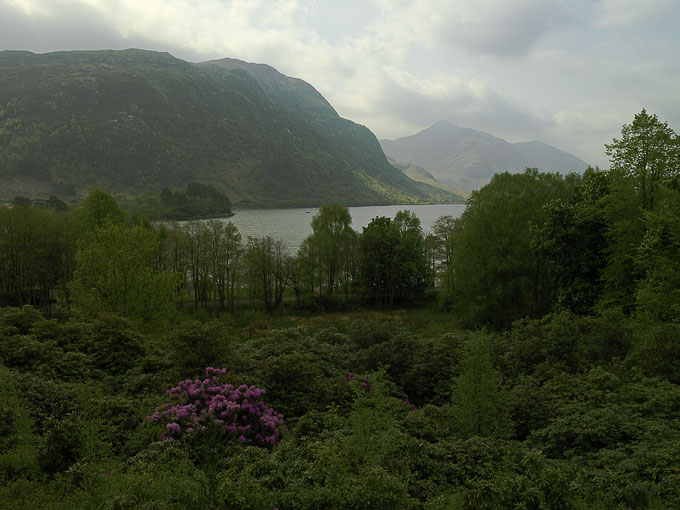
[126,182,233,220]
[0,192,449,318]
[443,109,680,328]
[2,110,679,328]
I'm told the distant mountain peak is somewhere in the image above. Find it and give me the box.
[380,121,588,191]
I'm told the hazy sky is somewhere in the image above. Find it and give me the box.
[2,0,679,167]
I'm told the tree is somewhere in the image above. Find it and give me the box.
[69,223,176,321]
[359,211,426,307]
[600,110,680,313]
[534,167,610,314]
[635,185,680,322]
[244,236,289,314]
[446,170,571,328]
[451,335,508,437]
[393,210,426,301]
[205,219,242,314]
[304,203,357,301]
[431,215,457,285]
[605,109,679,211]
[0,203,77,312]
[360,216,399,307]
[77,188,126,231]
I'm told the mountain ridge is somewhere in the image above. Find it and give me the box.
[0,49,464,206]
[379,120,587,191]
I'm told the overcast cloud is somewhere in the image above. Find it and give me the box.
[1,0,679,167]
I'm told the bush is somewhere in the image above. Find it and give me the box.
[148,367,285,449]
[169,320,232,375]
[37,414,83,475]
[88,313,146,374]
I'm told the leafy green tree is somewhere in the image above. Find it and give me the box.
[451,335,508,437]
[598,110,679,312]
[68,223,176,321]
[359,211,427,307]
[431,215,457,285]
[303,203,357,301]
[244,236,289,314]
[598,174,646,312]
[635,185,680,321]
[206,219,243,313]
[446,170,571,328]
[605,109,679,211]
[77,188,126,231]
[534,167,610,314]
[360,216,399,307]
[0,203,77,310]
[393,210,427,301]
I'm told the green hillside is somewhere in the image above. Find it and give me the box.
[0,49,463,206]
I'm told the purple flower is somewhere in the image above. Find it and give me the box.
[148,368,284,449]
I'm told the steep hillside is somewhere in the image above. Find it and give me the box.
[388,158,469,199]
[0,49,462,206]
[200,58,465,203]
[380,120,588,191]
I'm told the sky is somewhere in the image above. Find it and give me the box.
[1,0,679,167]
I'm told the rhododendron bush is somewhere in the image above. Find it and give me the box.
[148,367,284,448]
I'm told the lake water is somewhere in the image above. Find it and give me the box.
[223,204,467,252]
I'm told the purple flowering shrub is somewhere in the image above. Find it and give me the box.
[148,367,284,448]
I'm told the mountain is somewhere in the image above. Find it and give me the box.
[0,49,463,206]
[387,158,469,199]
[379,120,588,191]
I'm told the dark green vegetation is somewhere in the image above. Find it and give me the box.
[380,120,588,192]
[129,182,233,220]
[0,49,463,207]
[1,110,679,509]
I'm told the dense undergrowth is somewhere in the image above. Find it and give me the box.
[1,304,679,509]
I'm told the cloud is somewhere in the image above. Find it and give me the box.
[344,64,552,143]
[1,0,678,170]
[368,0,571,58]
[594,0,675,27]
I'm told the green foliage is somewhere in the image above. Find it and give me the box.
[69,222,176,321]
[131,182,233,220]
[626,322,680,383]
[168,320,232,375]
[446,169,572,328]
[534,167,610,314]
[243,236,290,314]
[86,314,146,374]
[451,334,509,438]
[77,188,126,231]
[0,204,78,308]
[605,108,680,211]
[359,211,427,307]
[635,186,680,322]
[37,414,84,476]
[1,106,679,508]
[302,202,357,301]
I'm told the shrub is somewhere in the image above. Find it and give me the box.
[37,414,83,476]
[148,368,284,449]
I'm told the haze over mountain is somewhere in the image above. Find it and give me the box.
[0,49,463,206]
[380,121,588,191]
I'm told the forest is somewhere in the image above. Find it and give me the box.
[0,109,679,509]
